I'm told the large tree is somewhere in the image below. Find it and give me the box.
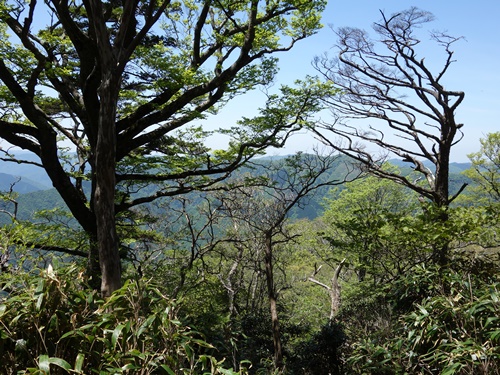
[311,8,467,266]
[0,0,327,295]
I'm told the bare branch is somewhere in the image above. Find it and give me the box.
[314,7,465,207]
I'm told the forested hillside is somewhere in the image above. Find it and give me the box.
[0,156,473,224]
[0,172,49,194]
[0,2,499,375]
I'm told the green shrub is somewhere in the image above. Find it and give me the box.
[0,263,248,374]
[287,321,346,375]
[348,267,500,374]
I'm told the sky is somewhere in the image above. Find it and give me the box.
[206,0,500,162]
[2,1,498,163]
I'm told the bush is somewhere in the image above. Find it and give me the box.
[0,263,247,374]
[287,321,346,375]
[348,267,500,374]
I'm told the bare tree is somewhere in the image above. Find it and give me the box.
[307,258,346,322]
[311,8,468,267]
[312,7,467,210]
[217,152,357,370]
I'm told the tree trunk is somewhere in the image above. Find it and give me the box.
[329,259,346,322]
[434,141,451,268]
[308,258,346,322]
[94,72,121,297]
[86,232,101,291]
[263,232,283,371]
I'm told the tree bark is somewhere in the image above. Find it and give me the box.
[263,232,283,371]
[329,259,346,322]
[94,72,121,297]
[308,258,346,322]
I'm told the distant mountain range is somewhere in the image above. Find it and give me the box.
[0,151,52,190]
[0,151,473,193]
[0,151,474,224]
[0,173,51,194]
[388,159,472,175]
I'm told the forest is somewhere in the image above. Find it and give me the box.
[0,1,499,374]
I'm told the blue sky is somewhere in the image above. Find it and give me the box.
[3,1,497,162]
[208,0,500,162]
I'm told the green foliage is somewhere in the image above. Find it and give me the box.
[320,163,500,374]
[0,264,247,374]
[348,267,500,375]
[322,173,425,282]
[463,132,500,206]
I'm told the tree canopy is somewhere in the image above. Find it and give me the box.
[0,0,329,295]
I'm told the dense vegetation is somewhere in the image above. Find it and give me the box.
[1,146,499,374]
[1,2,499,374]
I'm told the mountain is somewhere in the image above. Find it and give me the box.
[0,152,52,188]
[386,159,472,198]
[0,154,476,225]
[449,163,472,174]
[0,173,51,193]
[387,159,471,174]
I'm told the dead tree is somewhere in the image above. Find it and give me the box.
[308,258,346,322]
[312,8,467,266]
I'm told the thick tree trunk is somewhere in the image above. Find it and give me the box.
[263,232,283,371]
[94,73,121,297]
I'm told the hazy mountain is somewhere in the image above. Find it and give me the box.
[0,154,475,225]
[0,173,51,193]
[387,159,471,174]
[0,151,52,188]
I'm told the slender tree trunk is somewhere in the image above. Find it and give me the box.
[87,233,101,291]
[434,142,451,268]
[263,232,283,371]
[224,243,244,317]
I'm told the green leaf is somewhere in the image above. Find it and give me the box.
[121,363,139,370]
[160,365,176,375]
[35,279,45,311]
[38,355,50,373]
[137,314,156,337]
[484,316,499,329]
[218,369,238,375]
[441,362,462,375]
[47,357,71,371]
[111,324,125,350]
[489,330,500,341]
[74,353,85,372]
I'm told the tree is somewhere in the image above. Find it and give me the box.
[0,0,328,295]
[322,171,425,284]
[464,132,500,205]
[311,7,468,266]
[217,152,356,370]
[307,257,346,322]
[459,132,500,254]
